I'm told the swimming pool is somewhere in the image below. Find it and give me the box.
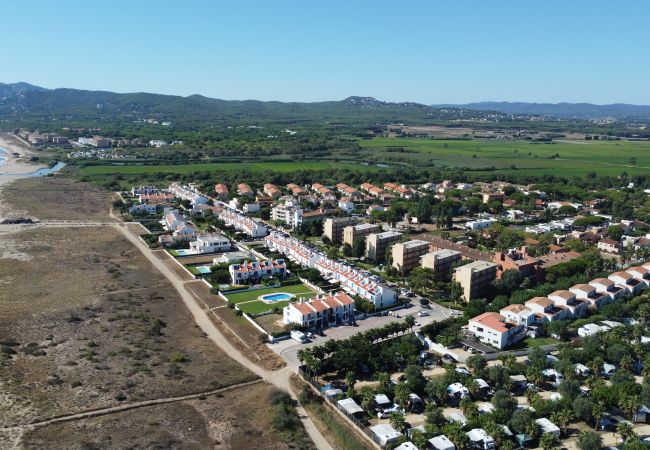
[196,266,212,274]
[260,293,294,302]
[175,249,193,256]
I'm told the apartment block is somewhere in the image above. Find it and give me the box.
[421,249,462,279]
[343,223,380,247]
[323,216,358,243]
[365,231,402,263]
[392,240,430,274]
[453,260,498,301]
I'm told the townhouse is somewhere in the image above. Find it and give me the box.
[229,259,286,285]
[609,271,644,296]
[569,284,612,309]
[139,191,175,205]
[219,209,268,238]
[283,291,355,330]
[547,290,589,317]
[598,238,621,254]
[360,182,385,198]
[169,183,208,206]
[286,183,307,196]
[265,232,396,307]
[589,278,625,301]
[384,182,413,199]
[335,183,363,201]
[524,296,572,322]
[311,183,335,199]
[627,265,650,287]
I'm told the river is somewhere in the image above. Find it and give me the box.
[0,146,66,177]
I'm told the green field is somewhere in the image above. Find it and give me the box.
[224,283,316,304]
[237,300,291,314]
[78,160,379,176]
[358,138,650,176]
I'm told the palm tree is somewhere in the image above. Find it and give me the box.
[592,402,605,430]
[588,356,603,378]
[620,395,641,421]
[551,408,573,437]
[527,367,544,388]
[500,353,516,368]
[404,315,415,331]
[389,412,406,433]
[540,432,560,450]
[616,421,635,443]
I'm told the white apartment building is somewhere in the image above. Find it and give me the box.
[271,198,304,229]
[169,182,208,206]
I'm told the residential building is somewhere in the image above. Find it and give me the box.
[420,249,461,279]
[129,203,158,215]
[283,292,355,329]
[524,297,571,322]
[392,240,430,274]
[416,234,494,263]
[499,304,537,326]
[482,192,504,204]
[237,183,254,197]
[547,290,589,317]
[627,266,650,287]
[468,312,526,350]
[343,223,380,247]
[188,233,231,255]
[214,183,229,199]
[271,198,304,229]
[384,182,413,199]
[311,183,334,198]
[466,218,494,230]
[360,182,385,198]
[169,183,208,206]
[263,183,282,199]
[323,216,358,243]
[589,278,625,301]
[149,139,168,148]
[569,284,612,309]
[219,209,267,237]
[336,183,363,200]
[286,183,306,196]
[609,271,643,296]
[598,238,621,254]
[366,204,385,216]
[338,198,355,214]
[229,259,286,285]
[365,231,402,263]
[453,261,498,301]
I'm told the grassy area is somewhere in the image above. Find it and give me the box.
[514,337,560,349]
[224,283,316,304]
[78,160,379,175]
[359,137,650,176]
[238,300,291,314]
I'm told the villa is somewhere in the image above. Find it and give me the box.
[283,292,355,329]
[229,259,286,285]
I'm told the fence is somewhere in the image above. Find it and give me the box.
[298,368,385,449]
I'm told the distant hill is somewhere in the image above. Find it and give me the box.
[434,101,650,120]
[0,83,467,127]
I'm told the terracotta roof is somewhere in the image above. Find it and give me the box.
[549,290,574,300]
[526,297,553,307]
[471,312,509,333]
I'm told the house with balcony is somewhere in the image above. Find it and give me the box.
[569,284,611,309]
[524,297,571,322]
[229,259,286,285]
[283,292,355,329]
[467,312,527,350]
[589,278,625,301]
[608,271,643,296]
[547,290,589,317]
[626,266,650,288]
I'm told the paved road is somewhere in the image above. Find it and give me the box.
[272,301,457,367]
[113,223,334,450]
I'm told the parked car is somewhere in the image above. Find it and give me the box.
[443,353,458,363]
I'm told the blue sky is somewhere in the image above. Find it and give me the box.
[2,0,649,104]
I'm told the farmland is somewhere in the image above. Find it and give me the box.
[77,160,381,176]
[358,137,650,177]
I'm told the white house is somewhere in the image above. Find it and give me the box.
[547,290,589,317]
[129,203,158,215]
[589,278,625,301]
[569,284,612,310]
[627,266,650,288]
[467,312,527,349]
[338,199,355,214]
[219,209,268,237]
[524,297,572,322]
[188,233,231,255]
[283,292,355,329]
[229,259,286,285]
[466,218,494,230]
[609,271,643,296]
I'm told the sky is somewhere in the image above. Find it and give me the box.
[2,0,649,104]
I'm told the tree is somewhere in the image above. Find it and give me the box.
[577,431,602,450]
[573,396,594,423]
[621,395,641,420]
[450,281,463,304]
[410,429,428,449]
[389,412,406,433]
[509,409,536,434]
[467,354,487,374]
[404,364,425,393]
[345,371,356,391]
[592,402,605,430]
[559,379,581,399]
[551,408,573,437]
[444,422,470,450]
[394,382,410,407]
[617,421,636,443]
[352,236,366,258]
[404,315,416,332]
[540,432,560,450]
[426,379,448,405]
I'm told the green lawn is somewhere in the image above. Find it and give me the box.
[513,337,560,349]
[237,300,291,314]
[224,283,316,304]
[358,137,650,176]
[78,160,379,175]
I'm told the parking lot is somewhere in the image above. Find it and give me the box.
[269,300,459,367]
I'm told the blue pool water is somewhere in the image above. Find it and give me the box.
[175,249,193,256]
[196,266,212,274]
[261,293,293,302]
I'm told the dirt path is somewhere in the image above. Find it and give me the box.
[0,379,263,432]
[113,223,334,450]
